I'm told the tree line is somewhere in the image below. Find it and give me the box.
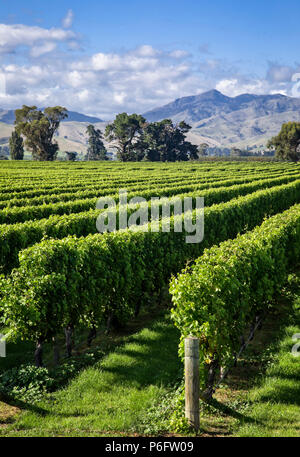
[105,113,198,161]
[8,105,300,162]
[8,106,198,162]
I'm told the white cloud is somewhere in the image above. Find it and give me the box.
[215,77,285,97]
[90,51,158,72]
[91,53,123,71]
[114,92,127,104]
[0,22,299,119]
[216,78,244,96]
[134,45,158,57]
[267,62,295,83]
[0,24,76,55]
[31,42,57,58]
[0,44,205,118]
[0,72,6,96]
[62,10,74,29]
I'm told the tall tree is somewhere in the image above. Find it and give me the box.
[105,113,146,161]
[267,122,300,161]
[9,130,24,160]
[86,125,108,160]
[139,120,198,162]
[15,105,68,161]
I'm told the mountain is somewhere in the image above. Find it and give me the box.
[62,111,102,123]
[0,108,102,125]
[143,90,300,149]
[0,109,15,124]
[1,90,300,155]
[144,89,233,123]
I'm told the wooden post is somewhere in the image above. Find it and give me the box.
[185,337,200,431]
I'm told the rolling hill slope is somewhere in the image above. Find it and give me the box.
[143,90,300,148]
[1,89,300,155]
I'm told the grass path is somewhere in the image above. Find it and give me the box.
[0,319,181,437]
[1,279,300,437]
[234,297,300,437]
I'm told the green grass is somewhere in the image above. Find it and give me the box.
[234,298,300,437]
[1,277,300,437]
[0,319,181,437]
[174,273,300,437]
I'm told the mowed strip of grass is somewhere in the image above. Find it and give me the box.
[235,296,300,437]
[1,319,181,437]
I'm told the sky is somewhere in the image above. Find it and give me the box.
[1,0,300,119]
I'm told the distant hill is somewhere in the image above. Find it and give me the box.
[143,89,300,148]
[0,109,104,157]
[0,120,108,157]
[1,89,300,155]
[0,110,15,124]
[62,111,102,123]
[0,108,102,125]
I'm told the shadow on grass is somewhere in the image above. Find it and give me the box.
[1,392,93,421]
[1,319,182,422]
[206,398,262,426]
[0,392,49,418]
[253,380,300,406]
[97,323,182,388]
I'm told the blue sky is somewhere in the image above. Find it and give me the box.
[1,0,300,118]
